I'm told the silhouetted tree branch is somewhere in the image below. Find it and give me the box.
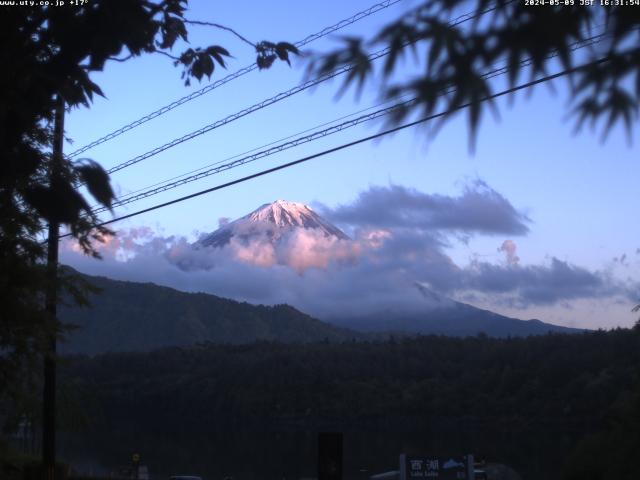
[0,0,297,416]
[307,1,639,148]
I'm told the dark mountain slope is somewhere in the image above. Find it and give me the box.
[328,301,582,337]
[58,273,359,355]
[58,270,582,356]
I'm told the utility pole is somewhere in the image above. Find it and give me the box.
[318,432,343,480]
[43,95,64,480]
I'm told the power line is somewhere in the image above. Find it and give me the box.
[95,94,414,207]
[95,6,500,178]
[92,97,415,213]
[102,47,390,175]
[67,0,403,158]
[59,56,611,240]
[92,33,606,214]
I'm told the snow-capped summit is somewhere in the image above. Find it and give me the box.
[198,200,348,248]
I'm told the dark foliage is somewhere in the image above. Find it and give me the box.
[0,0,296,413]
[60,329,640,427]
[308,1,640,148]
[53,328,640,478]
[256,41,300,70]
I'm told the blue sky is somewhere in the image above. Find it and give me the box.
[62,0,640,329]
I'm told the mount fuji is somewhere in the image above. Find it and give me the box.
[57,200,584,354]
[198,200,348,249]
[193,199,582,338]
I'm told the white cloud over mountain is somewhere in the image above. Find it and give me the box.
[60,182,639,327]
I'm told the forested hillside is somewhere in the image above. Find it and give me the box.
[58,273,358,354]
[58,271,583,356]
[59,328,640,479]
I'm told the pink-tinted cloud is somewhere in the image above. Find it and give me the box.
[498,240,520,266]
[59,183,636,325]
[60,222,631,323]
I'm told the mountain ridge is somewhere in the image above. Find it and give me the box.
[59,271,359,355]
[58,270,584,356]
[328,301,582,337]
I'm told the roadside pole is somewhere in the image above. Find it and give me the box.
[43,95,64,480]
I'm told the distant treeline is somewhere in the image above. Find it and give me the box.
[59,328,640,479]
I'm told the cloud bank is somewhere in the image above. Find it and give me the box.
[61,182,636,325]
[318,180,530,236]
